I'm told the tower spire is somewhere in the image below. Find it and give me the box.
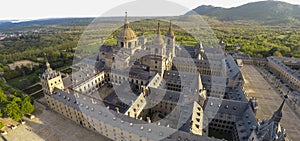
[199,41,203,50]
[124,11,129,28]
[157,22,161,36]
[271,95,288,123]
[153,22,164,45]
[166,20,175,38]
[44,53,51,69]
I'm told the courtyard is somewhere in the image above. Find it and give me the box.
[241,65,300,140]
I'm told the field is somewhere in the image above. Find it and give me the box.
[7,60,39,70]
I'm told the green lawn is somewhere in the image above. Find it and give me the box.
[7,72,40,90]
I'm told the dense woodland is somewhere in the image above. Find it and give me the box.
[0,16,300,89]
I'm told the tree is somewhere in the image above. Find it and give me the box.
[9,95,21,103]
[0,122,3,129]
[21,95,34,114]
[0,89,7,105]
[273,51,283,57]
[4,101,22,121]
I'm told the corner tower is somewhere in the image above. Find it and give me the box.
[40,56,64,95]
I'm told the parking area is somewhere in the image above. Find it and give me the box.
[241,65,300,140]
[2,98,111,141]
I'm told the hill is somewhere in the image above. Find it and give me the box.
[0,18,93,32]
[187,0,300,25]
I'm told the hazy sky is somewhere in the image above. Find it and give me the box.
[1,0,300,20]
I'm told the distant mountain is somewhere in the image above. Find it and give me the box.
[187,1,300,25]
[0,18,94,32]
[0,20,12,25]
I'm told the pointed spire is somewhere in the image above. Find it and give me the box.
[199,41,204,50]
[124,11,129,28]
[271,95,288,123]
[167,20,174,38]
[157,22,161,36]
[125,11,128,24]
[168,20,172,32]
[219,37,223,44]
[44,53,51,69]
[153,22,164,45]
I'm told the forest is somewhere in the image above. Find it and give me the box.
[0,17,300,89]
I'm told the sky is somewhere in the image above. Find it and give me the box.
[1,0,300,20]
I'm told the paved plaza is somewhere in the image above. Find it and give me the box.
[241,65,300,140]
[2,99,111,141]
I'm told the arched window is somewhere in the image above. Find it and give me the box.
[128,42,131,48]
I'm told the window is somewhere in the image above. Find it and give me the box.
[155,48,159,54]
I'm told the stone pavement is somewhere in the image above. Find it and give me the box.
[241,65,300,140]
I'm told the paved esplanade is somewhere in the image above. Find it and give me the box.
[241,65,300,140]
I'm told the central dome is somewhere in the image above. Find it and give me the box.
[118,27,136,41]
[117,12,136,41]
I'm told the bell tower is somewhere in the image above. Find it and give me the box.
[151,22,166,57]
[40,55,64,95]
[165,21,175,58]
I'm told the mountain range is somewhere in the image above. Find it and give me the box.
[1,1,300,28]
[187,0,300,25]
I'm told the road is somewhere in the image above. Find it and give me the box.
[241,65,300,140]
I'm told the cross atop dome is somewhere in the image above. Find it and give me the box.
[124,11,129,27]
